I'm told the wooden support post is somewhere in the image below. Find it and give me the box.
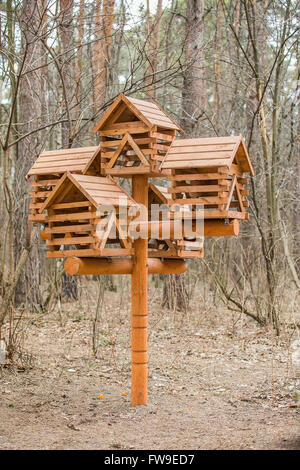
[131,175,148,406]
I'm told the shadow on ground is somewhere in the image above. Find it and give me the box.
[277,437,300,450]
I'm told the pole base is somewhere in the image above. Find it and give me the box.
[131,362,148,406]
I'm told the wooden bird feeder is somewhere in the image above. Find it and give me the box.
[27,93,254,406]
[39,172,136,258]
[161,136,254,221]
[93,93,183,176]
[27,146,101,223]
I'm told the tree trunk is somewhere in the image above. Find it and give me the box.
[59,0,74,148]
[296,77,300,275]
[294,5,300,275]
[242,0,291,332]
[145,0,162,99]
[75,0,85,113]
[92,0,115,108]
[213,0,222,131]
[163,0,206,312]
[58,0,78,300]
[162,274,188,312]
[92,0,102,108]
[14,0,43,309]
[181,0,206,137]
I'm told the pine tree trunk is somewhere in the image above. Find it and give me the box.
[75,0,85,112]
[146,0,163,99]
[213,0,222,131]
[59,0,74,147]
[92,0,115,108]
[163,0,206,312]
[162,274,188,312]
[14,1,43,309]
[295,77,300,275]
[294,4,300,275]
[58,0,78,300]
[181,0,206,137]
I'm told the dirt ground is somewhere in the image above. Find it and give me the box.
[0,279,299,450]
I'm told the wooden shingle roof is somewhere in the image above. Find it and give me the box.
[93,94,183,133]
[26,146,99,178]
[40,173,136,213]
[161,136,254,175]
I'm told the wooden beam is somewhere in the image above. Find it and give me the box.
[129,219,239,239]
[104,167,157,176]
[225,175,237,211]
[64,257,187,275]
[127,134,150,166]
[204,219,239,237]
[46,248,100,258]
[168,196,228,205]
[168,172,229,181]
[168,184,227,193]
[106,133,129,169]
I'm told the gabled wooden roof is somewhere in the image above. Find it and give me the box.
[40,173,136,213]
[93,93,183,133]
[161,136,254,175]
[26,146,99,179]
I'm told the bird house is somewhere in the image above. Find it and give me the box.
[27,146,101,223]
[26,92,254,407]
[160,136,254,221]
[39,172,136,258]
[93,94,183,176]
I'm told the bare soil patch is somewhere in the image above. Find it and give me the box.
[0,280,299,450]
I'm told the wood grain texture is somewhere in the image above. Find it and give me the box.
[64,257,187,275]
[27,146,98,177]
[131,175,148,406]
[161,136,254,175]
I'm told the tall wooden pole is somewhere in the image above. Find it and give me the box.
[131,175,148,405]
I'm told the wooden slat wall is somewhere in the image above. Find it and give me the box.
[29,174,61,223]
[167,165,249,220]
[99,128,176,174]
